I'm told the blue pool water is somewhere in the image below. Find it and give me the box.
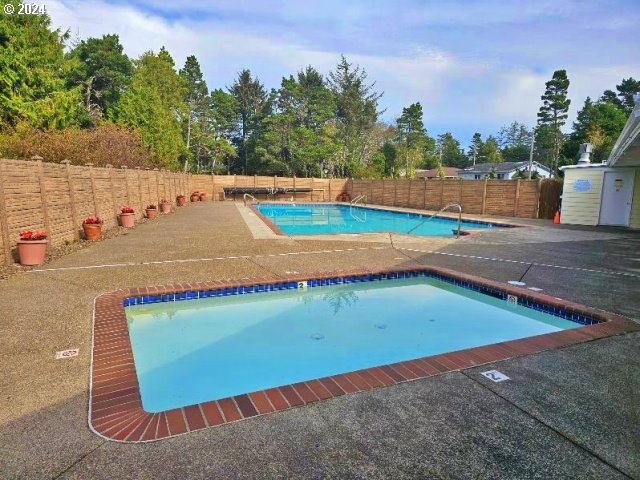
[126,277,579,412]
[254,203,497,236]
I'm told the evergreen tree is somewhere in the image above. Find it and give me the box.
[396,102,432,177]
[615,77,640,113]
[228,69,268,174]
[0,1,83,128]
[467,132,483,165]
[436,133,467,168]
[111,49,186,169]
[537,69,571,175]
[179,55,209,171]
[563,96,627,162]
[479,135,503,164]
[65,34,132,124]
[328,56,383,177]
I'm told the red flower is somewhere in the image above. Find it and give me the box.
[146,204,157,209]
[19,230,47,241]
[121,207,135,214]
[83,216,102,225]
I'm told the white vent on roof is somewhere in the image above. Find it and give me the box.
[578,143,593,164]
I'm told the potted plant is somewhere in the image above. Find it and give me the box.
[159,199,171,214]
[176,194,186,207]
[145,204,158,220]
[119,207,135,228]
[17,230,48,266]
[190,191,200,202]
[199,191,207,201]
[82,216,103,241]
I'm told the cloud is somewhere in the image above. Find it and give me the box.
[48,0,640,144]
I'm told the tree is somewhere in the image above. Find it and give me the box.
[396,102,432,177]
[496,121,532,163]
[615,77,640,113]
[110,49,186,169]
[179,55,209,171]
[328,56,383,177]
[537,70,571,175]
[467,132,483,165]
[228,69,268,174]
[563,96,627,163]
[65,34,132,124]
[479,135,503,164]
[0,1,83,128]
[436,133,467,168]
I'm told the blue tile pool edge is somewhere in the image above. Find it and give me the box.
[122,269,600,327]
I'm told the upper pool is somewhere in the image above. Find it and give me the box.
[254,203,502,236]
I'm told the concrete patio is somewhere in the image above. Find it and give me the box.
[1,202,638,479]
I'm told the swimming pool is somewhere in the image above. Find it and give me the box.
[91,266,636,442]
[253,203,502,236]
[125,272,581,413]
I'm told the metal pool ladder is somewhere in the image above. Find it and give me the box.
[407,203,463,238]
[349,195,367,222]
[243,193,259,206]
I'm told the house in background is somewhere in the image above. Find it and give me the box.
[458,161,552,180]
[414,167,459,179]
[559,95,640,228]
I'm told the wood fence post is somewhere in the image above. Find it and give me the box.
[393,180,398,206]
[458,178,463,206]
[439,179,444,208]
[145,169,152,207]
[423,178,427,209]
[481,179,488,215]
[535,178,543,218]
[154,168,160,204]
[293,175,296,201]
[136,168,144,212]
[35,159,51,236]
[106,165,119,221]
[122,166,132,209]
[211,172,216,201]
[62,160,79,241]
[407,179,412,208]
[0,161,13,263]
[513,179,521,217]
[369,179,373,203]
[86,163,100,218]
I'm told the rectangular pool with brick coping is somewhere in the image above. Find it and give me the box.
[125,273,581,413]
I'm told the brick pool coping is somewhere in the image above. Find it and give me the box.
[89,265,639,443]
[247,202,523,237]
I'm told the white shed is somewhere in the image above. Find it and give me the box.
[559,96,640,229]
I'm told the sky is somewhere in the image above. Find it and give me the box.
[47,0,640,148]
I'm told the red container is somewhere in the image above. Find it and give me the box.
[83,223,102,241]
[17,239,48,266]
[119,212,135,228]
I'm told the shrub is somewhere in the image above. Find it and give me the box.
[0,123,156,169]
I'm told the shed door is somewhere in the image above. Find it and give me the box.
[599,171,634,226]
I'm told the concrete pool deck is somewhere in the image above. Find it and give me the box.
[1,202,639,479]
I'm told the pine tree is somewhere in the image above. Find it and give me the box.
[0,1,83,128]
[65,34,132,124]
[615,77,640,113]
[396,102,432,177]
[179,55,209,172]
[228,70,268,174]
[537,70,570,175]
[328,56,383,177]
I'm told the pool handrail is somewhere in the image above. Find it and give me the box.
[350,194,367,205]
[243,193,259,206]
[407,203,463,238]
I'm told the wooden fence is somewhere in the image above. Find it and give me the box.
[0,158,559,265]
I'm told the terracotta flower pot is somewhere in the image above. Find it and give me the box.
[83,223,102,241]
[160,202,171,214]
[177,196,186,206]
[146,208,158,220]
[17,239,48,266]
[119,212,135,228]
[199,192,207,201]
[190,193,199,202]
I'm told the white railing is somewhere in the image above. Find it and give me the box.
[408,203,463,238]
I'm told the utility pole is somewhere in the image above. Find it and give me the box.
[527,128,536,180]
